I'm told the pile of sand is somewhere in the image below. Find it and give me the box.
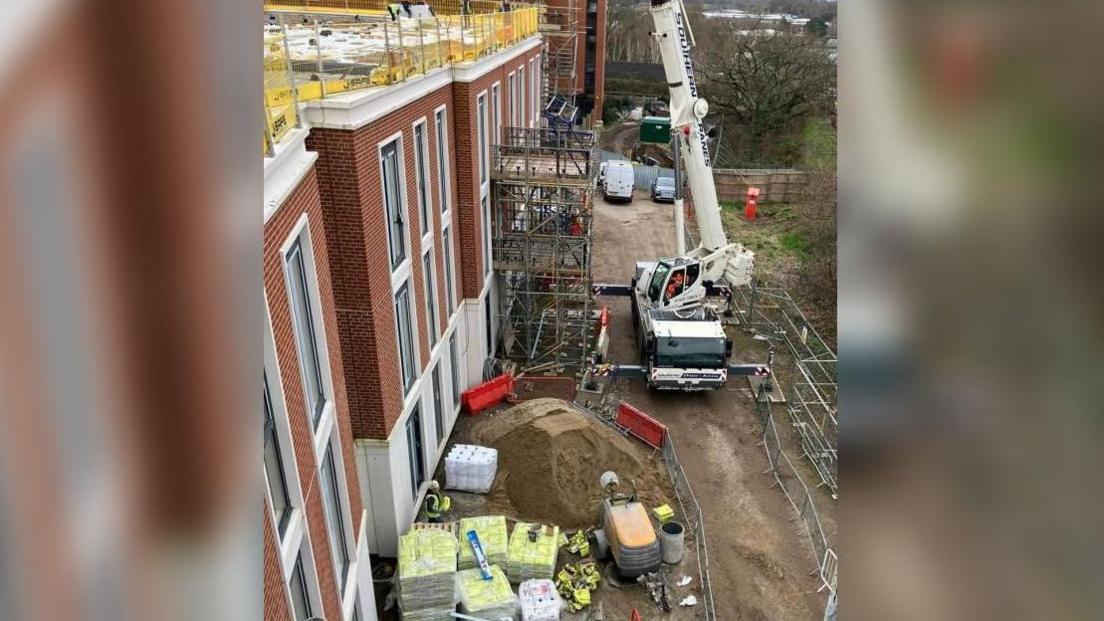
[468,398,672,528]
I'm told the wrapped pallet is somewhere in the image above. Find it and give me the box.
[444,444,498,493]
[457,565,519,621]
[457,515,509,570]
[507,523,560,583]
[518,579,563,621]
[398,527,458,616]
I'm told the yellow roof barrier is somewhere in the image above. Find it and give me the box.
[263,6,538,154]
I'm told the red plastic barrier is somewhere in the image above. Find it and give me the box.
[615,402,667,449]
[461,373,515,416]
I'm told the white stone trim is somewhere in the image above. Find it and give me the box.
[264,126,318,223]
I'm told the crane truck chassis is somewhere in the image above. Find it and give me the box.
[587,0,770,391]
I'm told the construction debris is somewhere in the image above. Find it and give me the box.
[555,561,602,612]
[676,575,692,587]
[679,595,698,607]
[636,572,671,611]
[562,529,591,557]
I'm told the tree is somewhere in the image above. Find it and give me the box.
[696,25,836,165]
[805,17,829,39]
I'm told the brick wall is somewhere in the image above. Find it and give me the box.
[264,166,363,621]
[307,83,459,440]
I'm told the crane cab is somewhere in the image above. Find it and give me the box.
[634,257,706,311]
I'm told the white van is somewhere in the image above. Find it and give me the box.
[601,160,635,202]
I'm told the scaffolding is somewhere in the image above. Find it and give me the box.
[492,127,597,373]
[538,0,582,126]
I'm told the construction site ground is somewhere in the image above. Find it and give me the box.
[589,191,836,620]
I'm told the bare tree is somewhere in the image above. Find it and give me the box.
[696,24,836,164]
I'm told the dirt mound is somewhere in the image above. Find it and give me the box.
[470,398,672,528]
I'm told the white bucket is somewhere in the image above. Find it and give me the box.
[659,521,685,564]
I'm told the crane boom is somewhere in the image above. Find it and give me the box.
[648,0,727,252]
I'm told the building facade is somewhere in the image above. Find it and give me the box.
[264,23,543,621]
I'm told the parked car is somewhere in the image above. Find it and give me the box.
[651,176,676,203]
[602,160,635,202]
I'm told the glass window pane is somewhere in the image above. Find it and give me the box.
[290,554,312,621]
[415,123,429,234]
[435,110,449,214]
[321,448,350,588]
[442,228,455,315]
[432,366,444,446]
[477,96,487,185]
[395,284,416,393]
[423,252,437,347]
[382,141,406,269]
[264,375,292,536]
[287,240,325,425]
[449,335,460,408]
[406,409,425,498]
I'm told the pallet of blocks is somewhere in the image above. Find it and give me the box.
[457,565,520,620]
[518,579,564,621]
[457,515,509,570]
[397,526,458,620]
[444,444,498,493]
[506,522,560,583]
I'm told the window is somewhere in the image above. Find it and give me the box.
[422,251,438,347]
[381,138,407,270]
[449,334,460,409]
[477,94,487,185]
[414,121,431,236]
[434,108,450,214]
[442,227,456,315]
[320,447,350,588]
[484,294,493,356]
[406,408,425,499]
[531,58,539,123]
[519,66,526,126]
[481,194,492,277]
[289,553,312,621]
[286,238,326,425]
[507,74,516,127]
[264,374,292,537]
[395,282,417,393]
[491,83,501,145]
[432,365,444,446]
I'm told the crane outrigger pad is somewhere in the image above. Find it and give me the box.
[592,283,634,297]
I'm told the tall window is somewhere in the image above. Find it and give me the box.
[442,227,456,315]
[477,94,487,185]
[432,365,444,447]
[449,334,460,408]
[484,294,493,356]
[289,553,313,621]
[491,84,501,144]
[507,74,516,126]
[320,447,350,588]
[434,109,450,214]
[381,138,407,270]
[519,66,526,126]
[286,238,326,425]
[406,408,425,499]
[422,251,438,347]
[395,283,417,393]
[414,122,431,236]
[264,374,292,537]
[481,194,492,277]
[530,58,539,123]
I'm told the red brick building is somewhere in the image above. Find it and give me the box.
[264,24,543,621]
[547,0,607,120]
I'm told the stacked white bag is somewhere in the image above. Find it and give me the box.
[444,444,498,493]
[518,579,563,621]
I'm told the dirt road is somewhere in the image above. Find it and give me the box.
[591,193,830,620]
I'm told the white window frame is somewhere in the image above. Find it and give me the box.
[441,225,457,318]
[530,57,539,126]
[378,131,412,275]
[519,65,527,128]
[318,425,358,601]
[507,72,517,128]
[265,300,310,576]
[421,247,439,348]
[491,81,502,145]
[482,194,492,278]
[393,277,420,396]
[279,216,337,458]
[412,117,432,244]
[287,538,323,621]
[434,105,451,216]
[476,92,488,189]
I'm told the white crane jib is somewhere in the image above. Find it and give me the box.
[639,0,754,305]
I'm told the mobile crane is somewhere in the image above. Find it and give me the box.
[592,0,769,390]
